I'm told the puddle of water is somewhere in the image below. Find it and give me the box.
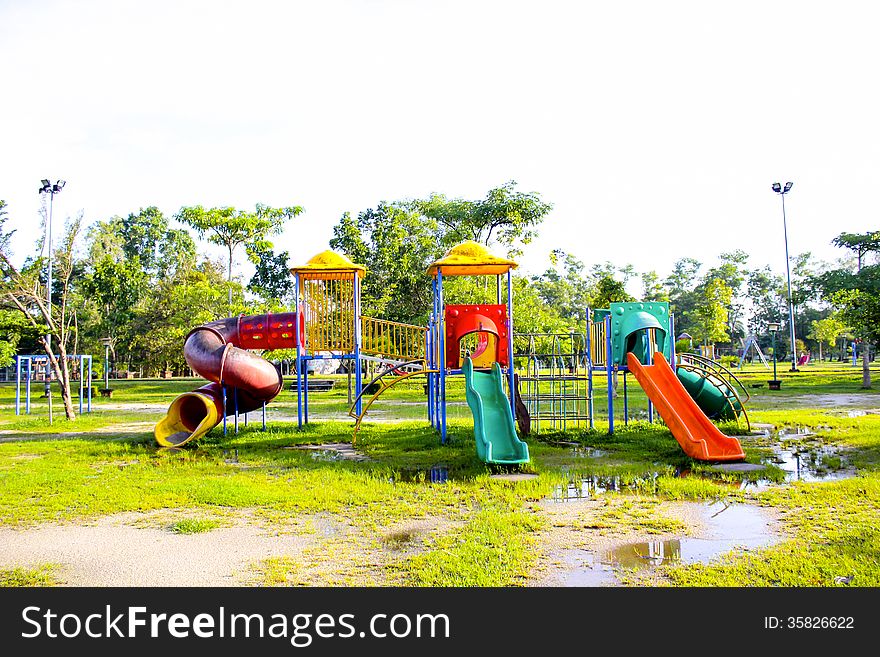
[285,443,370,462]
[570,447,608,458]
[776,426,815,439]
[762,444,853,484]
[549,473,659,502]
[607,502,774,570]
[393,465,450,484]
[557,501,777,586]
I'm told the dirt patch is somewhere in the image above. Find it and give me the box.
[0,509,329,586]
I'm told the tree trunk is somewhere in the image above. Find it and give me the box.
[818,343,823,362]
[863,344,871,389]
[41,337,77,420]
[228,245,234,309]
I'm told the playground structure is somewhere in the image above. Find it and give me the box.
[514,332,591,433]
[422,241,527,464]
[14,354,94,416]
[154,312,301,446]
[739,334,770,369]
[155,242,749,463]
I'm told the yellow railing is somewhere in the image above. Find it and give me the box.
[590,320,607,367]
[360,316,427,361]
[303,277,356,352]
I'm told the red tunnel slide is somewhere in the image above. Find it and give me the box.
[154,312,302,447]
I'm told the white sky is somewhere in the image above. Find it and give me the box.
[2,0,878,288]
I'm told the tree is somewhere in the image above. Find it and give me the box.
[415,181,552,256]
[119,207,169,273]
[248,247,293,305]
[176,203,303,307]
[641,270,669,302]
[532,251,593,324]
[705,250,749,344]
[832,232,880,271]
[692,278,732,346]
[330,204,444,323]
[128,259,242,375]
[808,316,847,362]
[0,208,85,420]
[590,272,635,309]
[820,231,880,388]
[665,257,701,337]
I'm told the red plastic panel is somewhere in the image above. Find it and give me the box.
[444,304,509,368]
[237,312,304,350]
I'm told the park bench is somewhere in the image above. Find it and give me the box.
[290,379,336,393]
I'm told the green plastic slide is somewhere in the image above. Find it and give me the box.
[462,357,530,465]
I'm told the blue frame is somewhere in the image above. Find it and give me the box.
[15,354,93,416]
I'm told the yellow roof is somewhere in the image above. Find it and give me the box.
[289,250,366,279]
[426,241,518,276]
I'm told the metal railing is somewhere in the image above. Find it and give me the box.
[360,316,427,361]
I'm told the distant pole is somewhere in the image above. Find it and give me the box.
[772,182,798,371]
[101,337,112,391]
[38,179,66,423]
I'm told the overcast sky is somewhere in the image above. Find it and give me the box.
[1,0,877,287]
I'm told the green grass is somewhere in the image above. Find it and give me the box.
[1,368,880,587]
[0,564,61,587]
[169,518,223,534]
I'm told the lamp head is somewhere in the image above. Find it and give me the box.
[783,181,793,192]
[768,321,781,333]
[771,182,782,193]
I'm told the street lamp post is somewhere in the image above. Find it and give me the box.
[768,321,781,389]
[772,181,798,372]
[38,179,66,424]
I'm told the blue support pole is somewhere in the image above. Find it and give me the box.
[294,273,304,428]
[14,356,21,416]
[669,312,676,367]
[585,315,594,429]
[303,364,309,424]
[623,371,628,425]
[427,316,434,426]
[605,315,614,434]
[26,357,32,415]
[78,355,84,415]
[438,270,447,444]
[506,270,515,417]
[354,273,363,417]
[234,387,239,434]
[87,355,92,413]
[646,346,654,423]
[222,385,227,436]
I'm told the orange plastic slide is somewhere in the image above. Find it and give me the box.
[627,352,745,462]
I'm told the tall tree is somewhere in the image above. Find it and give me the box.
[808,316,847,362]
[248,247,293,304]
[0,210,85,420]
[692,278,732,346]
[820,231,880,387]
[330,204,443,323]
[641,270,669,302]
[176,203,303,308]
[832,232,880,271]
[415,181,552,256]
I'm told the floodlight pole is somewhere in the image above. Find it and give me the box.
[39,179,65,423]
[773,182,798,372]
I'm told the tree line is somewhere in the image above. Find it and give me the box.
[0,186,877,419]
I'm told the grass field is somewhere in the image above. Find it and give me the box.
[0,360,878,587]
